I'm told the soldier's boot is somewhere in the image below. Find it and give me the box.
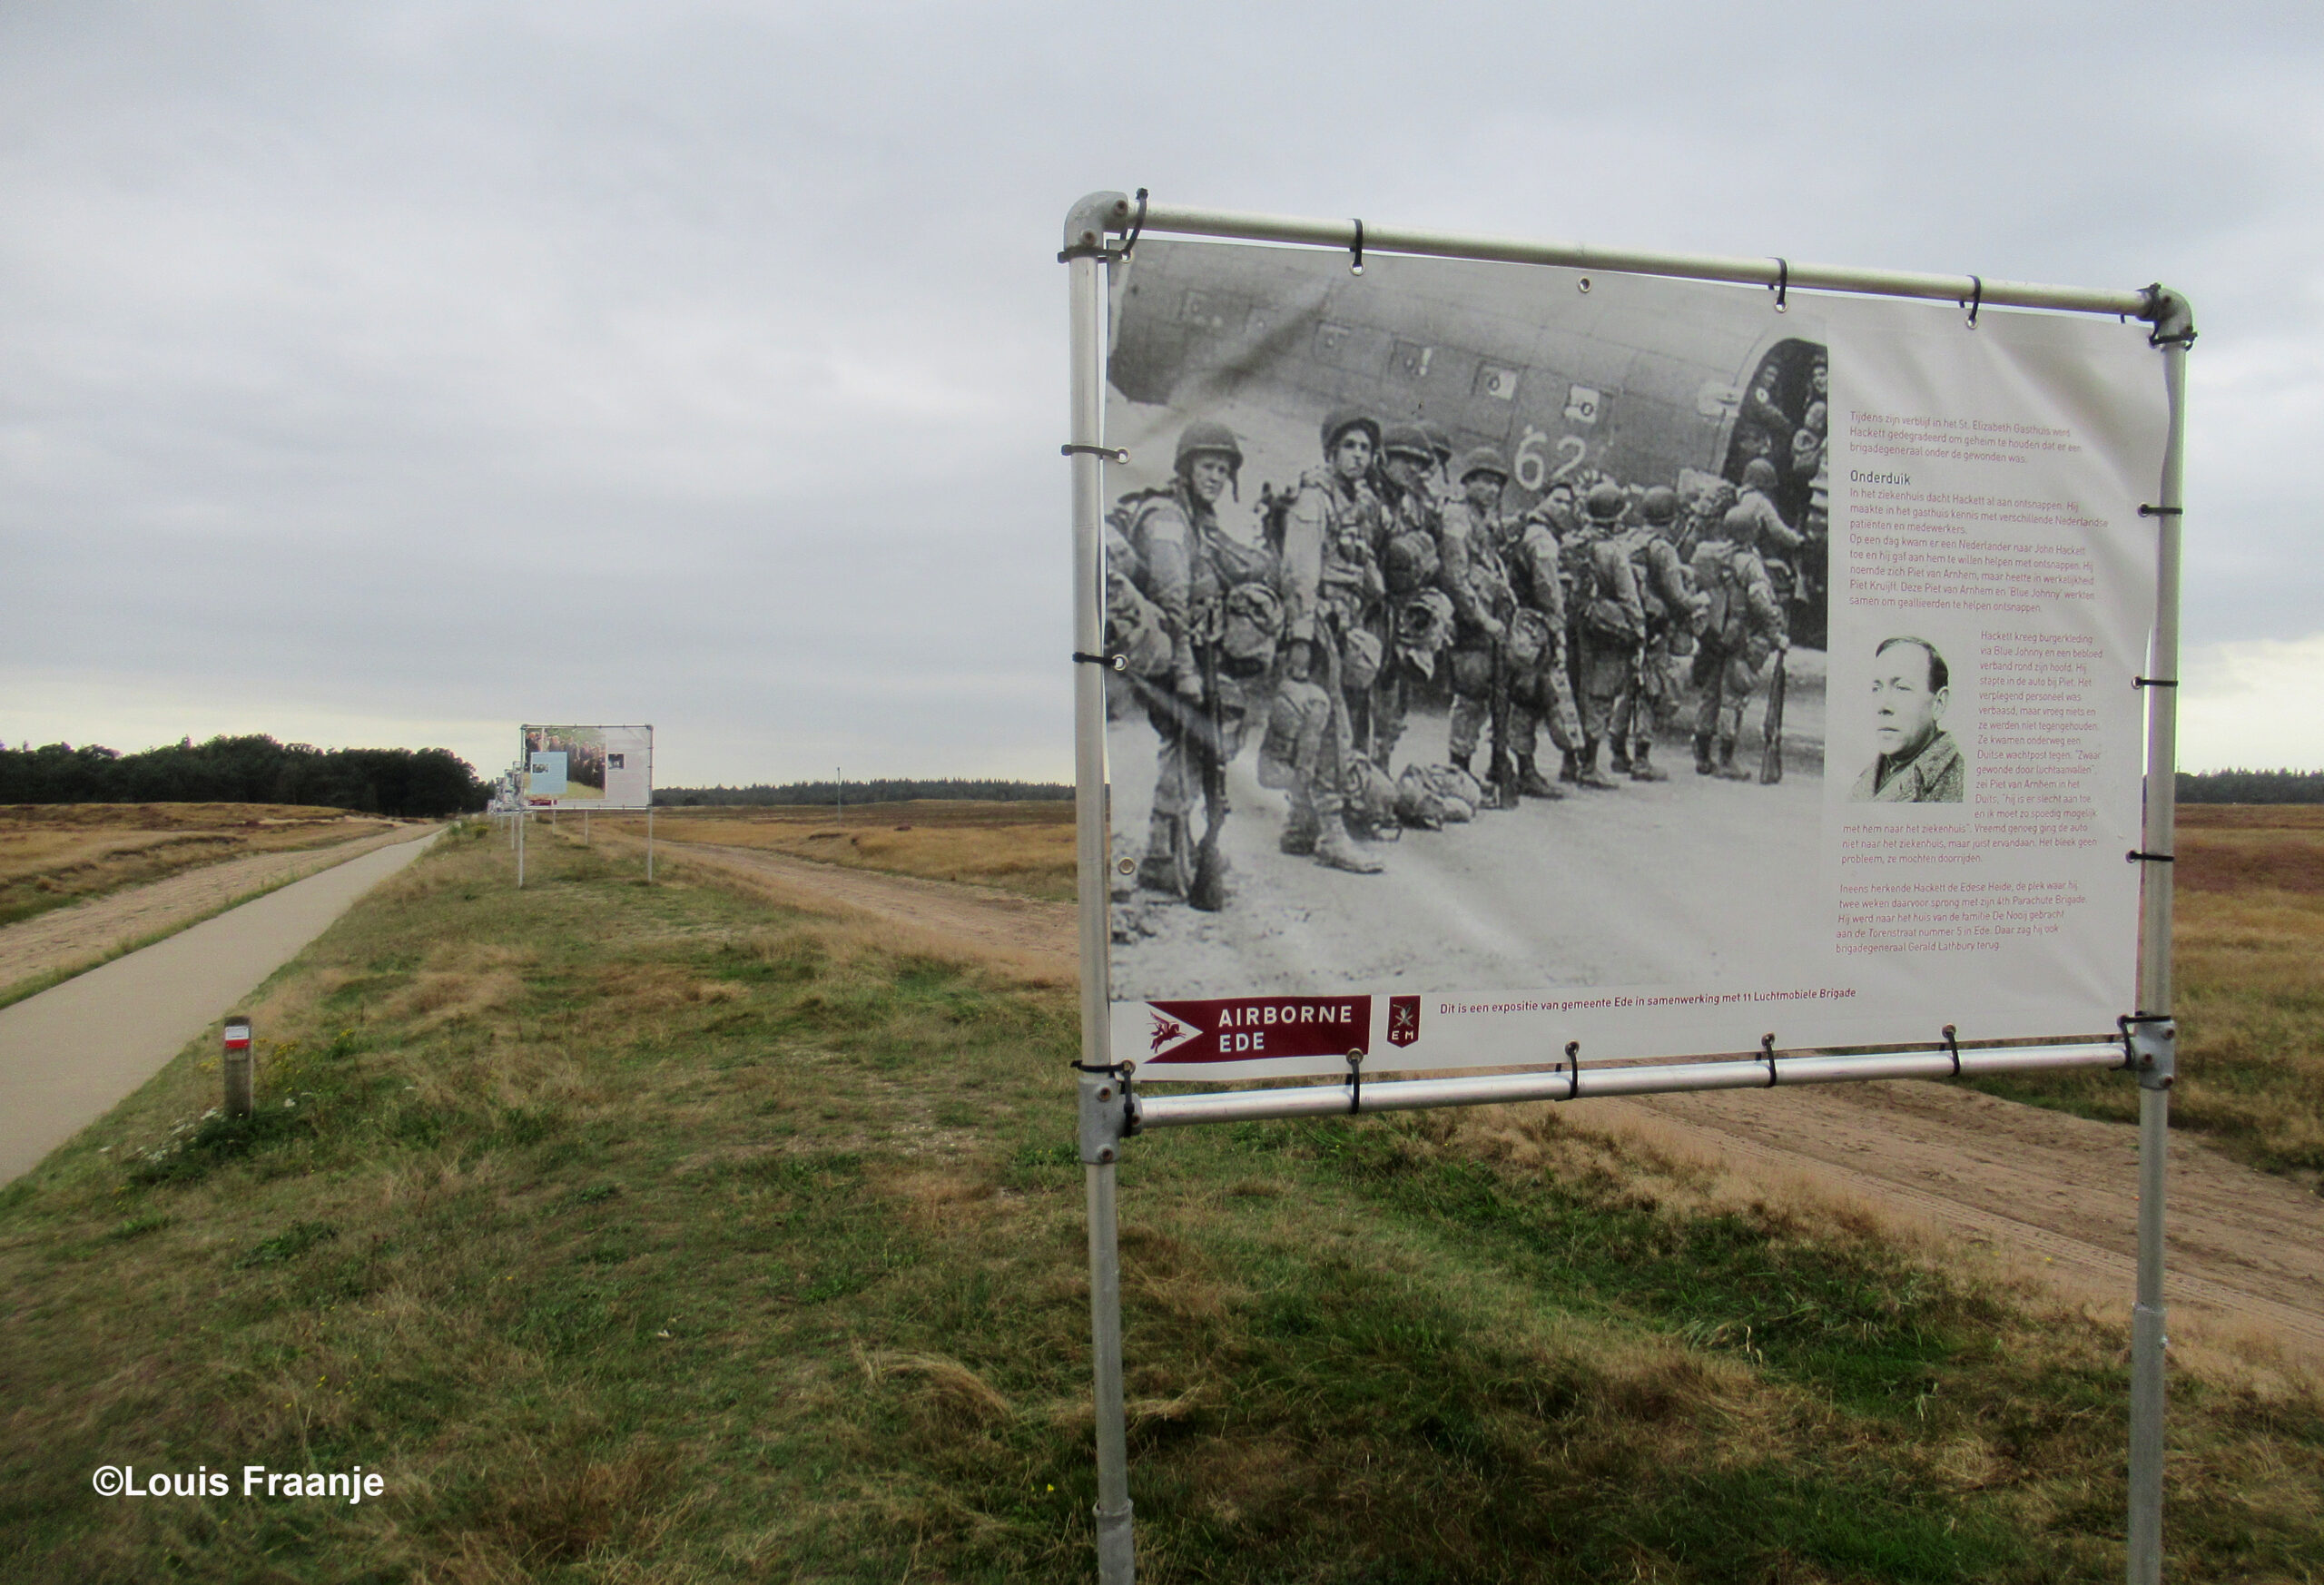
[1313,812,1385,874]
[1137,815,1186,894]
[1560,749,1581,785]
[1608,743,1634,775]
[1575,740,1622,791]
[1515,755,1565,800]
[1450,751,1473,778]
[1279,793,1320,857]
[1693,733,1718,776]
[1629,740,1670,782]
[1715,736,1754,782]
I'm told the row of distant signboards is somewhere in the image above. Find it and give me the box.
[519,724,653,810]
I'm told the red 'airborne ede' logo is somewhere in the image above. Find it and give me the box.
[1143,997,1373,1063]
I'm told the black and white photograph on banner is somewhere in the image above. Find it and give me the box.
[1101,243,2162,1078]
[1101,244,1831,1007]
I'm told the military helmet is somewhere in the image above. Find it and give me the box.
[1639,486,1680,526]
[1174,420,1244,475]
[1720,502,1759,540]
[1457,445,1511,484]
[1583,480,1628,524]
[1419,421,1455,466]
[1381,421,1435,463]
[1741,457,1780,492]
[1320,406,1382,457]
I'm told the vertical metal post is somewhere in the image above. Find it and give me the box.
[1067,192,1135,1584]
[2127,291,2191,1585]
[222,1014,254,1117]
[584,808,590,846]
[646,804,655,883]
[517,807,527,889]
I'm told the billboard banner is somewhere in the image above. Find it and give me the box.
[521,724,654,810]
[1100,241,2165,1080]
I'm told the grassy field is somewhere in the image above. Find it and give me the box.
[0,803,396,930]
[1969,805,2324,1188]
[2,822,2318,1582]
[604,801,1076,902]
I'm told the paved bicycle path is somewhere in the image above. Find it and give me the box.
[0,829,439,1184]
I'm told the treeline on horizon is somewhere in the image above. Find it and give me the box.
[655,777,1071,807]
[0,735,489,818]
[2176,768,2324,803]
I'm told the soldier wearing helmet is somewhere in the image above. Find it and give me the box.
[1561,479,1646,790]
[1419,421,1459,508]
[1689,503,1787,781]
[1372,421,1468,772]
[1606,485,1701,783]
[1265,405,1388,874]
[1113,421,1285,895]
[1727,457,1803,562]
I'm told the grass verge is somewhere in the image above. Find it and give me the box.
[2,820,2317,1581]
[604,801,1075,901]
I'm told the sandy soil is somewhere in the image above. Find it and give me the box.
[615,816,2324,1363]
[0,824,429,1001]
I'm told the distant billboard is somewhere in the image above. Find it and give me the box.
[521,724,653,810]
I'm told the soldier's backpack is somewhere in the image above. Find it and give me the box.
[1104,567,1173,678]
[1422,763,1485,817]
[1506,606,1554,669]
[1382,522,1440,596]
[1393,765,1449,831]
[1345,754,1400,837]
[1216,580,1283,678]
[1340,628,1384,695]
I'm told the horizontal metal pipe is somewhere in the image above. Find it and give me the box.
[1132,1041,2125,1130]
[1134,202,2151,319]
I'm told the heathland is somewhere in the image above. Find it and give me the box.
[1971,804,2324,1190]
[1,816,2317,1581]
[0,804,401,930]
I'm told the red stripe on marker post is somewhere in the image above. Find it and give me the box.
[222,1014,254,1116]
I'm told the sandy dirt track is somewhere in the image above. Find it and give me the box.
[621,823,2324,1361]
[0,823,434,1002]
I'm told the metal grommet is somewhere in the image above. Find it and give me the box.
[1577,276,1591,294]
[1116,857,1134,876]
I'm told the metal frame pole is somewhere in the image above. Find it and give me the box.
[646,804,655,883]
[1067,193,1135,1585]
[517,804,527,889]
[2126,290,2191,1585]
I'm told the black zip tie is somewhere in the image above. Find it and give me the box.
[1062,443,1128,463]
[2118,1011,2173,1068]
[1770,258,1788,312]
[1964,275,1983,329]
[1760,1032,1778,1088]
[1072,651,1128,672]
[2133,676,2178,689]
[1942,1023,1961,1078]
[2137,504,2183,517]
[1345,1048,1364,1114]
[2127,850,2175,863]
[1120,188,1147,260]
[1564,1040,1581,1101]
[1349,219,1364,276]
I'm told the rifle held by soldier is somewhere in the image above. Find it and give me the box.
[1188,632,1231,911]
[1759,645,1788,785]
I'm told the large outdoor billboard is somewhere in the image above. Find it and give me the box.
[521,724,654,810]
[1100,241,2165,1079]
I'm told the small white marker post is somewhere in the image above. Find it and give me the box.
[222,1015,254,1117]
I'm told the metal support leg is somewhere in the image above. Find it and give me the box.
[1085,1154,1134,1581]
[2128,1080,2169,1584]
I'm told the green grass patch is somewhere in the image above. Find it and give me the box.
[0,826,2317,1580]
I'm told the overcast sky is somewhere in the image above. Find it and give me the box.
[4,1,2319,784]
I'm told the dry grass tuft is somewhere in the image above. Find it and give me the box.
[855,1347,1014,1424]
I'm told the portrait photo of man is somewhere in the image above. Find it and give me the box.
[1849,635,1965,802]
